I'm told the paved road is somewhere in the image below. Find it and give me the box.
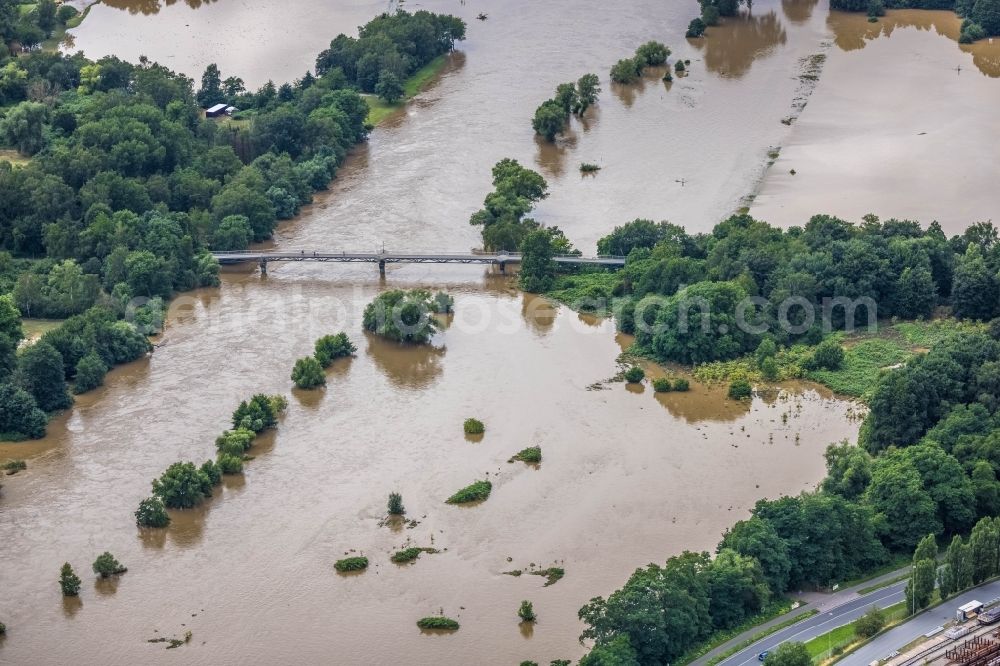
[716,580,908,666]
[843,579,1000,666]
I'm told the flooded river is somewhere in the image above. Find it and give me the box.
[751,9,1000,233]
[6,0,995,663]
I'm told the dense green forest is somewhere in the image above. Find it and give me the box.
[0,9,464,441]
[568,215,1000,664]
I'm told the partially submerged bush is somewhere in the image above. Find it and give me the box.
[231,394,283,432]
[417,616,459,630]
[509,446,542,464]
[217,453,244,475]
[135,496,170,528]
[728,378,752,400]
[446,480,492,504]
[291,356,326,389]
[652,377,672,392]
[391,547,423,563]
[334,556,369,572]
[624,366,645,383]
[152,461,212,509]
[92,552,127,578]
[314,332,356,367]
[686,17,707,37]
[610,57,642,84]
[388,492,406,516]
[580,163,601,173]
[363,289,438,344]
[3,459,26,475]
[518,600,537,622]
[463,418,485,435]
[59,563,81,596]
[215,428,255,456]
[673,378,690,391]
[430,291,455,314]
[532,567,565,586]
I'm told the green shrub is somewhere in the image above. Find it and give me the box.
[217,453,244,475]
[673,378,690,391]
[387,492,405,515]
[363,289,438,343]
[635,41,670,67]
[3,459,26,475]
[702,4,720,24]
[580,162,601,173]
[509,446,542,463]
[202,458,223,484]
[610,57,642,84]
[0,621,5,634]
[674,60,686,73]
[391,547,423,563]
[291,356,326,389]
[686,17,707,37]
[314,332,356,367]
[417,616,459,630]
[216,428,256,455]
[761,357,780,381]
[518,600,537,622]
[135,496,170,528]
[464,418,485,435]
[653,377,672,392]
[810,339,845,370]
[152,461,212,509]
[92,552,127,578]
[532,567,565,586]
[59,563,81,596]
[231,394,282,432]
[728,379,752,400]
[853,605,885,638]
[624,366,645,383]
[73,351,108,394]
[430,291,455,314]
[446,480,492,504]
[334,556,368,572]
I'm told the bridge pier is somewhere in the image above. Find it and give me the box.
[499,261,506,274]
[378,260,386,276]
[259,258,267,275]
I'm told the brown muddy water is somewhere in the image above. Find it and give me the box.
[751,9,1000,234]
[1,0,947,663]
[0,270,862,665]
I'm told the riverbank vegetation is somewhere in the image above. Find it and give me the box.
[0,10,463,440]
[0,0,80,53]
[314,11,465,102]
[576,296,1000,662]
[92,551,126,578]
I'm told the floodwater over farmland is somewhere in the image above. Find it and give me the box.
[3,0,995,663]
[751,9,1000,233]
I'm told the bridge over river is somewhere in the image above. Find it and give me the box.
[211,251,627,275]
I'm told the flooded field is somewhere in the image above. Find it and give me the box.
[751,9,1000,233]
[0,269,862,665]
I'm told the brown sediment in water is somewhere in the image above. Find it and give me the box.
[0,272,862,665]
[752,8,1000,233]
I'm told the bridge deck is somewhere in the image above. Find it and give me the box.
[211,251,626,267]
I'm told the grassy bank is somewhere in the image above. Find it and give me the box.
[808,600,910,664]
[543,272,980,401]
[364,54,449,126]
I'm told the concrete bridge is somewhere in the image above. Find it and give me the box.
[211,251,627,275]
